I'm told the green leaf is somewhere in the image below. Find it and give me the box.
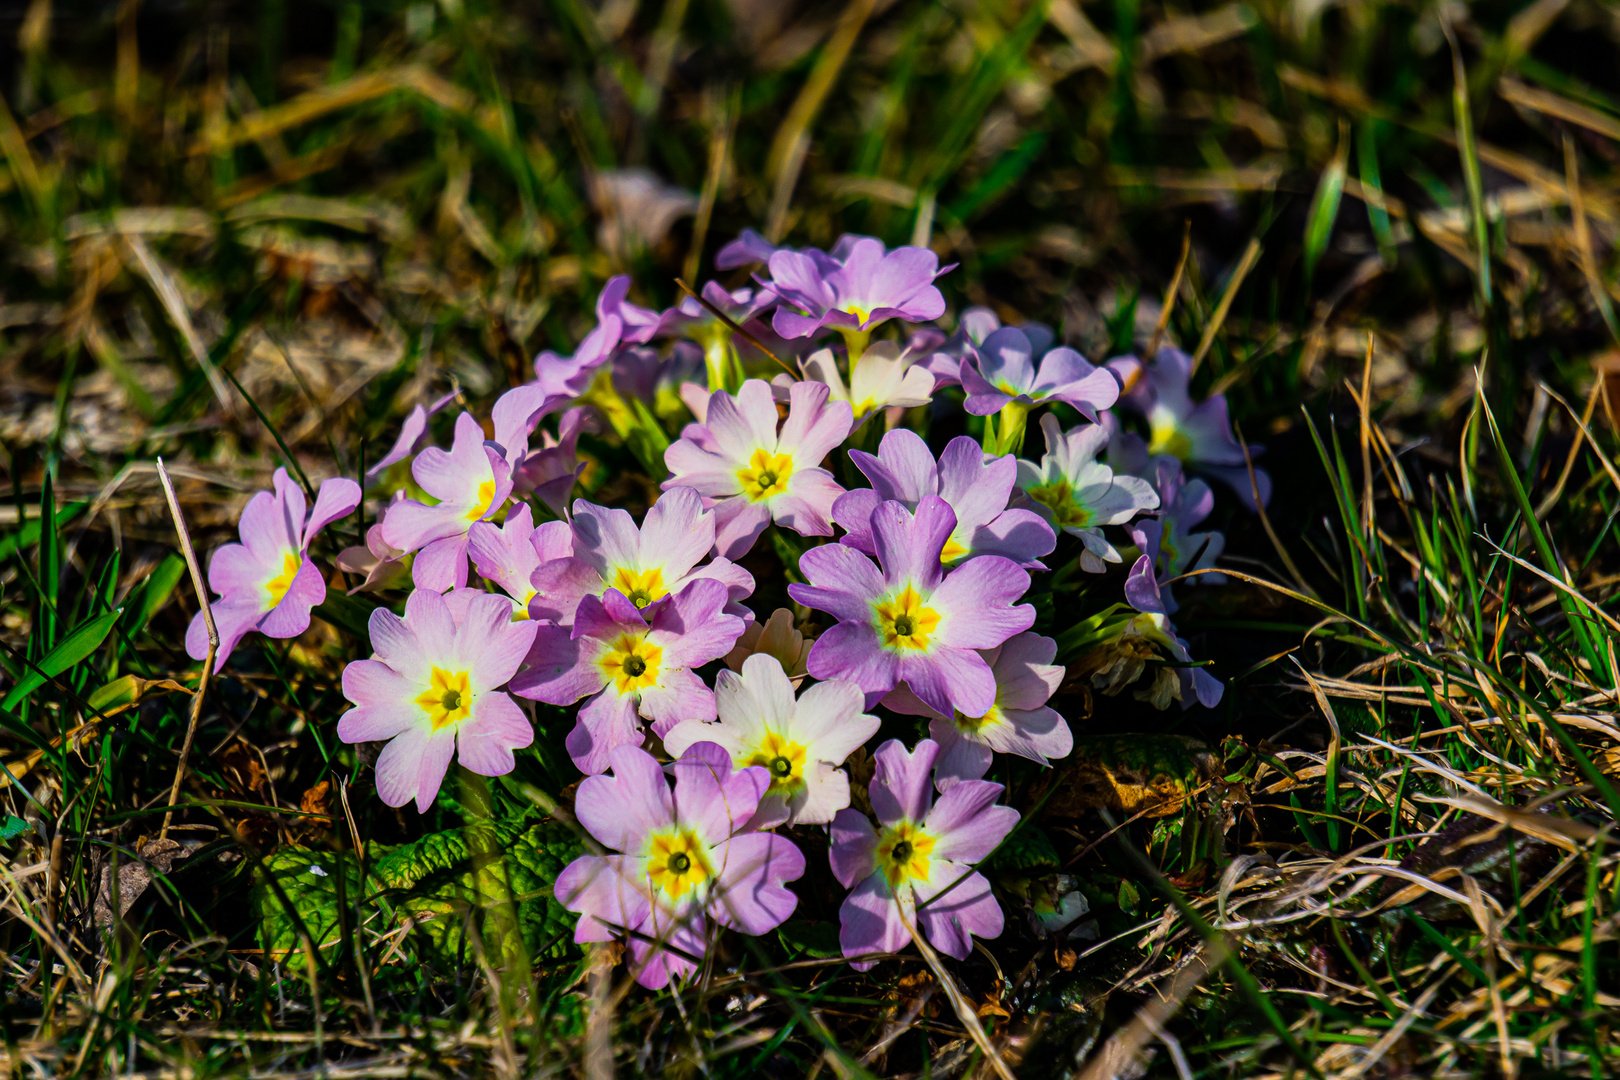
[1303,121,1349,287]
[313,591,385,640]
[2,607,123,712]
[777,919,842,959]
[0,503,85,563]
[253,820,582,970]
[124,554,187,639]
[985,824,1060,878]
[0,815,31,840]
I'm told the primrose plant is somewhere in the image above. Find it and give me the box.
[194,228,1262,989]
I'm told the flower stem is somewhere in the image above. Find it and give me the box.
[992,400,1030,456]
[837,327,871,367]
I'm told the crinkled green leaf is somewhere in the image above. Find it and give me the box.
[253,820,582,971]
[985,824,1060,878]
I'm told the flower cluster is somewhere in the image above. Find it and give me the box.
[193,229,1262,987]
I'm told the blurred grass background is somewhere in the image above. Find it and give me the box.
[5,0,1620,1075]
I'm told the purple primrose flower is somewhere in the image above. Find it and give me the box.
[830,738,1017,969]
[789,496,1034,717]
[1016,414,1160,573]
[1123,555,1223,710]
[337,589,537,812]
[832,429,1055,570]
[961,326,1119,420]
[185,468,360,667]
[1127,457,1225,614]
[511,579,744,774]
[663,654,879,827]
[767,238,949,339]
[555,742,805,989]
[1114,345,1272,509]
[528,487,754,626]
[663,379,853,559]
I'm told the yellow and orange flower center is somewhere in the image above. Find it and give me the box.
[464,478,498,522]
[264,551,302,606]
[737,448,794,502]
[1148,409,1193,461]
[873,584,941,651]
[745,730,809,793]
[876,821,936,887]
[416,667,473,731]
[1026,480,1092,529]
[612,566,667,609]
[645,829,711,900]
[600,633,662,695]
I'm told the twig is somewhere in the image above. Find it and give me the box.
[123,234,236,417]
[896,906,1016,1080]
[1146,220,1193,360]
[1189,236,1260,373]
[674,278,798,380]
[156,458,216,840]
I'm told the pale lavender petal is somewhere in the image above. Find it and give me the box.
[793,543,886,621]
[508,622,598,703]
[935,438,1013,532]
[257,558,323,638]
[969,509,1056,568]
[456,691,534,775]
[411,534,471,591]
[528,557,603,625]
[831,488,882,557]
[839,872,911,969]
[802,621,899,702]
[1125,555,1165,614]
[914,867,1002,958]
[925,780,1017,863]
[567,689,645,775]
[337,699,419,745]
[929,721,994,790]
[773,469,843,537]
[829,808,879,888]
[974,327,1036,395]
[872,496,953,592]
[636,666,717,737]
[340,652,413,708]
[870,737,938,825]
[776,380,853,466]
[576,744,675,851]
[713,498,773,560]
[673,741,766,844]
[638,487,713,582]
[413,729,458,813]
[709,832,804,934]
[303,477,361,547]
[930,557,1033,648]
[897,646,996,722]
[555,854,653,944]
[373,725,428,809]
[648,579,742,668]
[185,598,262,666]
[456,592,539,689]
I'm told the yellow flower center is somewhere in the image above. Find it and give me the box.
[512,589,536,621]
[600,634,662,695]
[940,533,970,566]
[612,566,667,609]
[1027,480,1092,529]
[737,448,794,502]
[876,821,936,887]
[415,667,473,732]
[464,478,498,522]
[873,584,941,651]
[846,305,872,326]
[264,551,301,606]
[645,829,711,901]
[1148,409,1194,461]
[745,731,809,793]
